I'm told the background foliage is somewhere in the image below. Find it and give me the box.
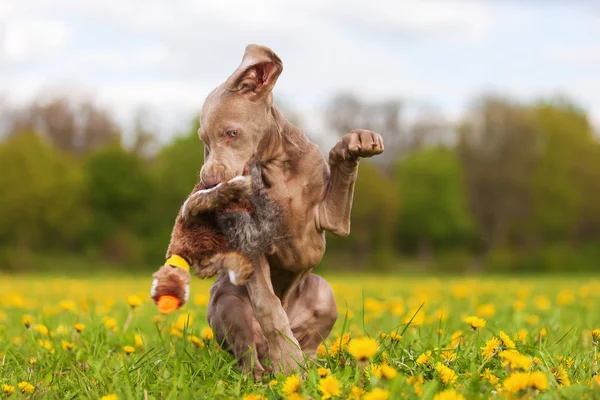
[1,93,599,273]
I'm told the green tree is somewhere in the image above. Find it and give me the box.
[531,98,600,245]
[458,97,538,252]
[0,133,86,267]
[395,146,475,259]
[83,144,154,262]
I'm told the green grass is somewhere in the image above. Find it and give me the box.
[1,274,600,399]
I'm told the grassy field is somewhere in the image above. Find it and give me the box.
[1,274,600,399]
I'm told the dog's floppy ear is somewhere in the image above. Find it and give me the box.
[225,44,283,98]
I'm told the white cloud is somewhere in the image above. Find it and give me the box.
[309,0,492,40]
[3,18,69,61]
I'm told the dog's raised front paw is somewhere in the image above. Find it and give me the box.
[329,129,384,165]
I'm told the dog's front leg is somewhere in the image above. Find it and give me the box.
[246,255,304,374]
[317,129,384,236]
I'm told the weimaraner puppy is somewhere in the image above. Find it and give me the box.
[184,44,384,377]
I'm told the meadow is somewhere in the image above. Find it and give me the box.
[1,274,600,399]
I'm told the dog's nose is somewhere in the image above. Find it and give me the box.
[200,174,221,188]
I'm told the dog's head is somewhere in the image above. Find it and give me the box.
[199,44,283,188]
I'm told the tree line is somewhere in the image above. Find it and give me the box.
[1,92,599,273]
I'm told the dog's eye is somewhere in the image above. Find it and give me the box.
[226,130,237,138]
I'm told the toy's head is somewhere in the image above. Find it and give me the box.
[150,255,191,314]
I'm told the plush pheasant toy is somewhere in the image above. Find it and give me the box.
[150,163,283,315]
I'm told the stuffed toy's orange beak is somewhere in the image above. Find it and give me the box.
[157,295,180,314]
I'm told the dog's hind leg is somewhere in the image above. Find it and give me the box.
[284,274,338,357]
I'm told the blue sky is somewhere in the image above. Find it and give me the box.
[1,1,598,141]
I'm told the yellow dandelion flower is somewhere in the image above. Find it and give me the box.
[441,348,457,363]
[2,384,15,395]
[201,327,214,341]
[499,350,533,370]
[593,375,600,387]
[33,324,49,336]
[188,335,205,348]
[74,323,85,333]
[152,315,163,324]
[476,303,496,317]
[526,315,540,326]
[59,300,76,312]
[170,328,183,338]
[123,345,135,355]
[499,331,516,349]
[174,313,194,331]
[317,367,330,377]
[481,337,501,359]
[435,362,458,386]
[317,343,327,357]
[242,395,266,400]
[592,329,600,344]
[389,331,402,342]
[54,324,69,336]
[517,329,528,344]
[348,386,363,400]
[463,316,486,330]
[536,327,548,341]
[194,294,209,306]
[407,376,424,397]
[480,368,500,388]
[557,289,575,305]
[362,388,389,400]
[557,356,575,369]
[134,333,143,347]
[348,337,378,361]
[433,389,466,400]
[318,375,341,399]
[269,379,278,388]
[18,381,35,394]
[403,310,425,327]
[513,299,526,311]
[21,314,35,328]
[100,395,118,400]
[370,363,382,378]
[534,296,550,311]
[552,365,571,386]
[38,339,54,352]
[282,375,301,397]
[103,317,118,331]
[450,331,464,348]
[29,357,37,365]
[416,350,432,366]
[407,375,424,385]
[61,340,74,351]
[381,364,397,379]
[364,298,385,313]
[329,333,351,356]
[503,371,548,393]
[127,295,142,309]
